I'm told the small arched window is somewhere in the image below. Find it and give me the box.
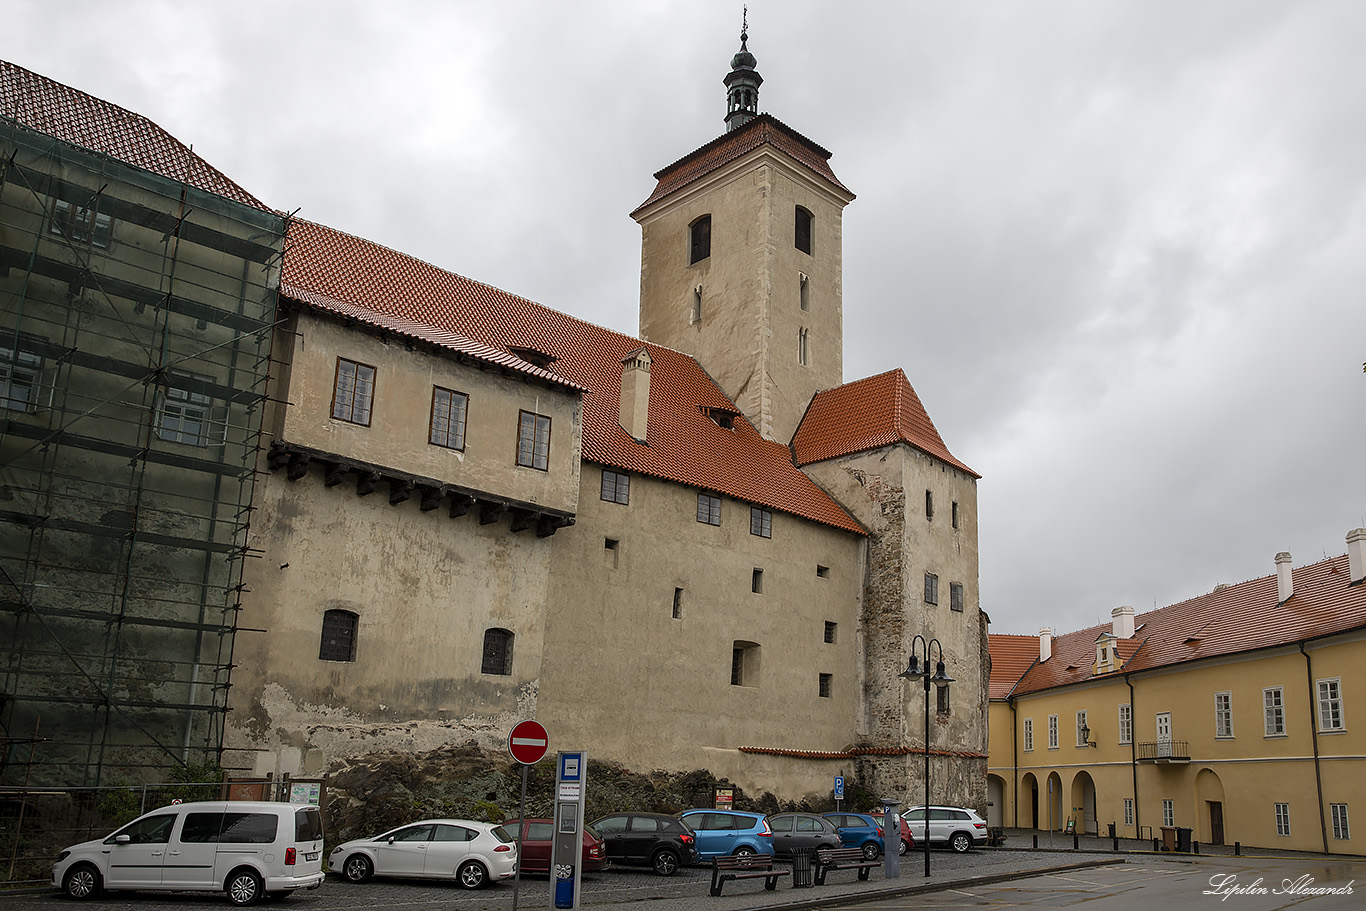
[795,206,813,254]
[798,328,809,366]
[319,609,358,662]
[482,628,514,676]
[689,215,712,265]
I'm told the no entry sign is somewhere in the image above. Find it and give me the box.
[508,719,549,765]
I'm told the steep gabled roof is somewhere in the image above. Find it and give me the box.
[791,369,979,477]
[281,219,865,535]
[632,114,854,215]
[0,59,267,210]
[987,634,1038,699]
[992,553,1366,696]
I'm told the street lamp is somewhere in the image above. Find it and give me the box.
[898,636,954,878]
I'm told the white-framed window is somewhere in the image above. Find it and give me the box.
[1215,691,1233,739]
[156,373,223,447]
[1162,800,1174,828]
[1076,710,1089,747]
[1264,687,1285,736]
[1,345,44,412]
[429,386,468,450]
[1275,802,1291,837]
[1123,799,1134,827]
[1331,804,1350,840]
[1317,678,1344,732]
[1048,714,1059,750]
[1023,717,1034,752]
[600,469,630,505]
[1118,704,1133,744]
[516,410,551,470]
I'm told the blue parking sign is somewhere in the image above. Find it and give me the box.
[834,776,845,799]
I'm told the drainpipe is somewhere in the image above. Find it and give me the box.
[1009,695,1018,829]
[1299,642,1330,854]
[1126,674,1139,839]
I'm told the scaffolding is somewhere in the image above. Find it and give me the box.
[0,120,285,787]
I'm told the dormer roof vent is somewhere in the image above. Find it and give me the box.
[508,346,555,369]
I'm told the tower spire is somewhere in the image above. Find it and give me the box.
[724,10,763,131]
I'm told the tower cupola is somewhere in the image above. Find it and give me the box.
[724,20,762,131]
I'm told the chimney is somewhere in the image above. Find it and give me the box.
[1348,528,1366,584]
[1111,605,1135,639]
[1039,627,1052,663]
[1276,552,1294,603]
[618,348,652,443]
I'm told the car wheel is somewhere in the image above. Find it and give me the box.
[457,860,487,889]
[226,868,264,906]
[651,850,680,876]
[732,846,756,858]
[62,863,102,900]
[950,832,972,853]
[342,854,373,883]
[898,839,908,856]
[862,841,881,861]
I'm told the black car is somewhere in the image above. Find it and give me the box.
[766,812,841,858]
[588,813,697,875]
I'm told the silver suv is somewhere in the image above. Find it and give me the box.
[900,805,988,853]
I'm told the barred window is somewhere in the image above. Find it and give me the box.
[818,673,832,698]
[332,358,375,425]
[601,469,630,505]
[516,411,551,470]
[319,609,358,662]
[430,387,468,450]
[481,628,514,676]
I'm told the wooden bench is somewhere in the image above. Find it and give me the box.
[813,846,881,886]
[709,853,789,896]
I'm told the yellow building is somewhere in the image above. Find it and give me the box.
[989,532,1366,854]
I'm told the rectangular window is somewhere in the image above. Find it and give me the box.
[672,588,683,620]
[799,272,810,311]
[816,564,830,578]
[332,358,375,425]
[925,489,934,520]
[750,506,772,538]
[1275,803,1290,837]
[690,216,711,264]
[752,568,763,593]
[950,582,964,612]
[1163,800,1174,828]
[429,387,468,450]
[50,197,113,247]
[156,375,217,446]
[601,469,630,504]
[1215,692,1233,738]
[481,628,513,676]
[0,346,43,412]
[1118,704,1133,744]
[1317,678,1344,731]
[1265,686,1285,736]
[1331,804,1350,840]
[319,609,358,662]
[795,206,812,254]
[730,642,757,686]
[1048,714,1059,750]
[731,647,744,685]
[1124,799,1134,827]
[697,492,721,525]
[1023,718,1034,752]
[516,410,551,470]
[936,685,950,715]
[1076,710,1089,747]
[824,621,837,644]
[952,501,959,529]
[818,673,832,698]
[924,573,939,605]
[798,328,809,366]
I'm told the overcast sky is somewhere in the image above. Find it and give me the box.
[9,1,1365,637]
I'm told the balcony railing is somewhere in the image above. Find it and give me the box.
[1136,740,1190,762]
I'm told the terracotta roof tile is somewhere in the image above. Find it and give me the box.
[791,369,979,477]
[281,219,865,535]
[632,114,854,215]
[992,554,1366,696]
[987,634,1039,699]
[1,59,267,210]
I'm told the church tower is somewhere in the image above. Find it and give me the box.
[632,27,855,443]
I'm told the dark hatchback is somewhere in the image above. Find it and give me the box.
[766,812,842,858]
[587,813,697,876]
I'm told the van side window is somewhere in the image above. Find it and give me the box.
[219,812,279,844]
[295,807,324,841]
[181,813,225,843]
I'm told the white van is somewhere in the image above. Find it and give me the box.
[53,800,325,905]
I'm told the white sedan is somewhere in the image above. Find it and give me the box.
[329,819,516,889]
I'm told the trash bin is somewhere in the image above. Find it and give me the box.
[790,847,814,888]
[1176,827,1193,852]
[1160,826,1177,851]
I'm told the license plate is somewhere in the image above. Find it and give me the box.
[304,852,319,861]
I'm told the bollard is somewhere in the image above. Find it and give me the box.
[1153,837,1159,851]
[1234,841,1241,856]
[1193,841,1200,855]
[1073,834,1079,850]
[1032,833,1038,849]
[1113,834,1119,852]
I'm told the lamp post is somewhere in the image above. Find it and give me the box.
[898,636,954,878]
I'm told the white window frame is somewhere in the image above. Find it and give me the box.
[1123,798,1134,827]
[1317,678,1344,732]
[1076,710,1089,747]
[1275,802,1290,837]
[0,345,45,412]
[1214,691,1234,739]
[1118,704,1133,744]
[1162,799,1174,828]
[1023,717,1034,752]
[156,373,225,447]
[1331,803,1350,840]
[1048,714,1059,750]
[1264,686,1286,736]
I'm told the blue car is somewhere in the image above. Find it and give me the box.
[823,812,885,860]
[678,809,775,860]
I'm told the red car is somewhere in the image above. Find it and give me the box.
[505,818,608,873]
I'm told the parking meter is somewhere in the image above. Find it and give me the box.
[550,752,586,910]
[881,799,900,878]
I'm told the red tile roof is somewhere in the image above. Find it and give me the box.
[987,634,1038,699]
[281,219,865,535]
[992,554,1366,696]
[1,59,266,210]
[791,369,979,477]
[632,114,854,215]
